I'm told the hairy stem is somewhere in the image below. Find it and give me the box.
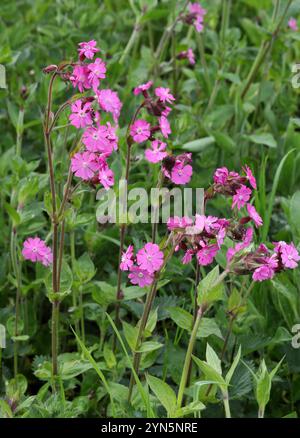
[185,262,201,389]
[44,73,60,381]
[114,104,144,336]
[128,239,176,401]
[177,306,204,408]
[70,230,80,345]
[223,390,231,418]
[177,269,229,407]
[11,229,22,377]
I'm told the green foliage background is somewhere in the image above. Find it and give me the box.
[0,0,300,418]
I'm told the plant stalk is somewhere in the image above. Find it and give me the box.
[177,305,204,408]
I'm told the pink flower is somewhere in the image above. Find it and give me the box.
[204,216,219,233]
[70,65,91,92]
[214,167,229,184]
[78,40,99,60]
[167,216,193,231]
[188,2,206,15]
[171,162,193,185]
[190,214,205,234]
[197,243,219,266]
[162,106,172,118]
[232,185,252,210]
[145,140,168,163]
[136,242,164,274]
[247,204,263,227]
[264,254,278,270]
[159,116,171,138]
[99,165,114,190]
[188,2,206,33]
[41,246,53,267]
[182,249,194,264]
[128,266,154,287]
[178,48,196,65]
[96,89,122,123]
[71,151,99,180]
[83,123,118,154]
[216,227,226,247]
[22,237,52,266]
[88,58,106,91]
[253,265,275,282]
[280,243,300,269]
[69,100,93,129]
[243,165,257,189]
[186,48,196,65]
[130,119,151,143]
[120,245,134,271]
[133,81,153,96]
[155,87,175,104]
[288,18,298,31]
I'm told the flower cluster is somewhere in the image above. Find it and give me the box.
[228,239,300,282]
[22,237,53,267]
[165,166,299,282]
[120,243,164,287]
[132,81,193,185]
[167,214,230,266]
[68,40,122,190]
[182,2,207,33]
[131,82,174,144]
[212,165,263,228]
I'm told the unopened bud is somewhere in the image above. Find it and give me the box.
[43,64,58,74]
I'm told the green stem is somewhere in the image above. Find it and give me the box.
[154,0,189,71]
[114,104,144,336]
[16,107,24,157]
[240,0,292,99]
[185,262,201,390]
[151,172,163,243]
[119,18,143,65]
[223,390,231,418]
[195,33,211,92]
[177,269,229,407]
[177,306,204,408]
[258,406,265,418]
[128,278,160,401]
[128,239,177,401]
[220,0,231,46]
[51,301,60,378]
[44,72,60,381]
[57,220,65,287]
[70,230,80,345]
[10,229,22,377]
[79,286,85,344]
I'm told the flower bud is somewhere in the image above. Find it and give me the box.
[43,64,58,74]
